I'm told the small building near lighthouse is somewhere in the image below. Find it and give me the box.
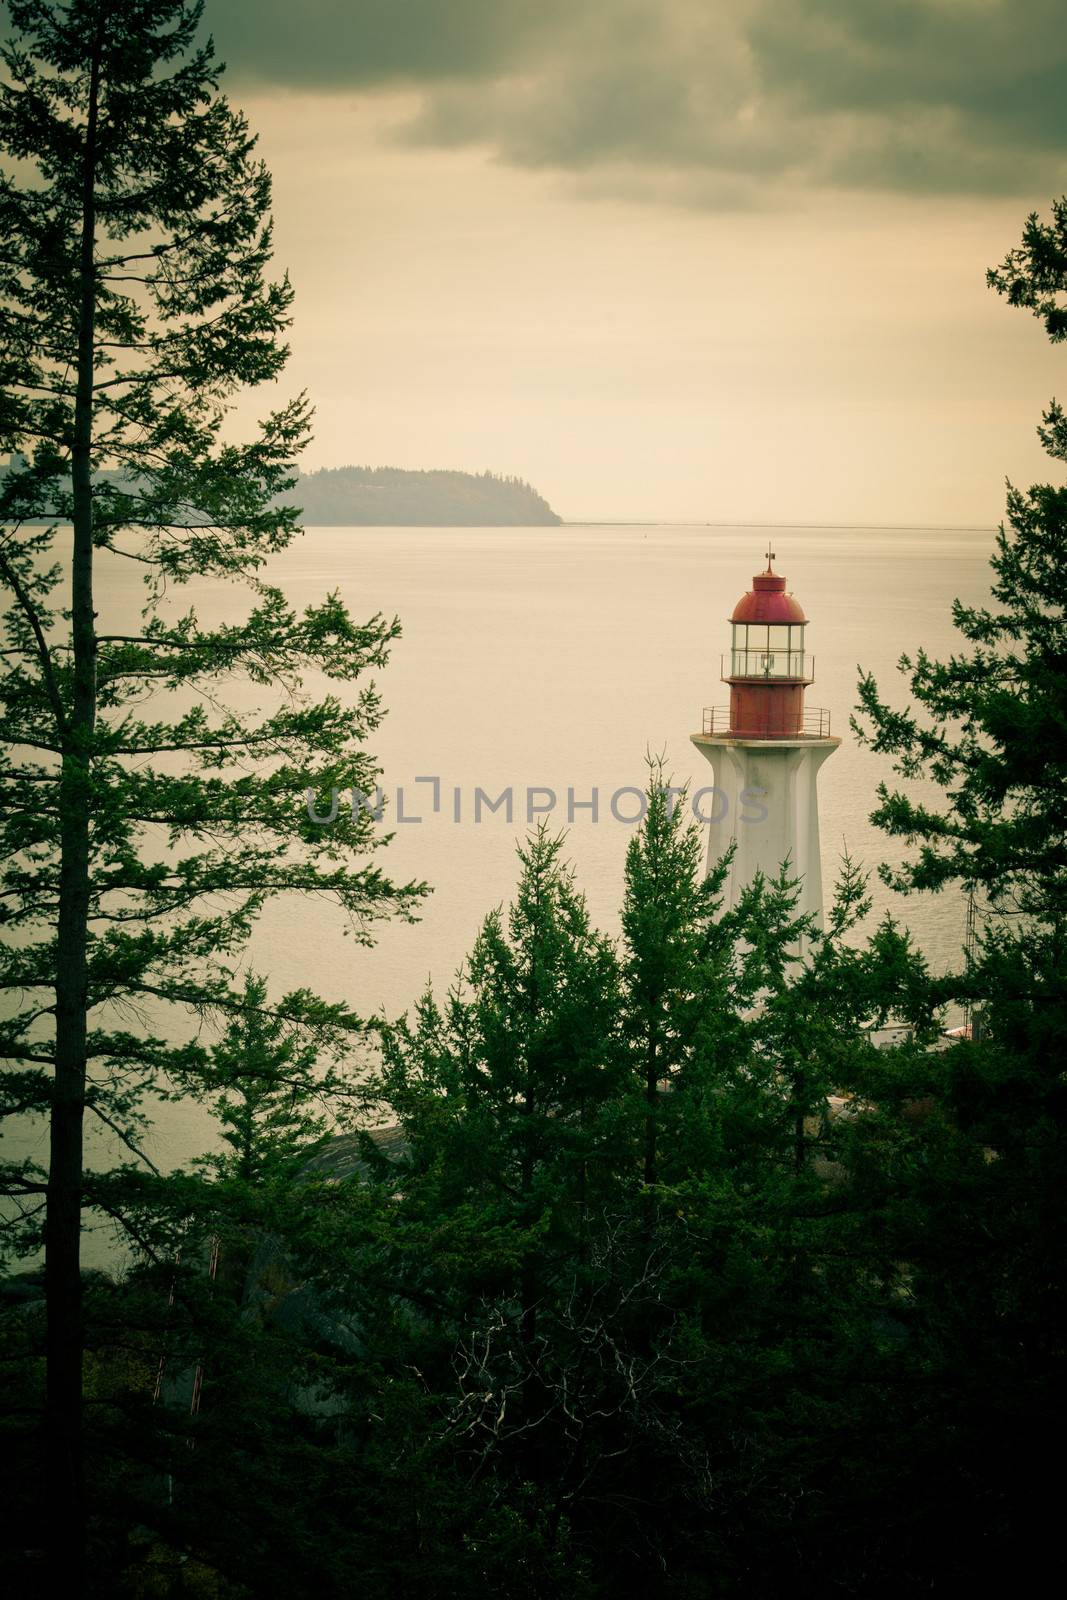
[691,549,839,928]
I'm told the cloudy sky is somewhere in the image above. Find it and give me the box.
[210,0,1066,523]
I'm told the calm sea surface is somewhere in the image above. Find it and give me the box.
[11,522,999,1250]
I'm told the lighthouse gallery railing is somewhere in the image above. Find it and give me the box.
[700,705,832,738]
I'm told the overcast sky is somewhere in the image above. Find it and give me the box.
[210,1,1065,522]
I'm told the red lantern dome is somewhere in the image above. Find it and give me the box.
[729,567,807,626]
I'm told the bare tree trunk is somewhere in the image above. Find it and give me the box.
[46,34,100,1591]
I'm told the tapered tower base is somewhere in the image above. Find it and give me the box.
[690,732,840,928]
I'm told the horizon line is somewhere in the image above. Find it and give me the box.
[564,519,999,533]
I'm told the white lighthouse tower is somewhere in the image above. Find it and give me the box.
[690,550,839,927]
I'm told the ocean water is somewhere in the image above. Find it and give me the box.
[249,521,993,996]
[9,522,999,1225]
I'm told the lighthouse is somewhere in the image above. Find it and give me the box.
[690,549,839,928]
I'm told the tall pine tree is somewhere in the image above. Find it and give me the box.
[0,2,422,1578]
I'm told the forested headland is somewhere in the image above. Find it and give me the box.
[0,461,563,527]
[283,464,563,525]
[1,4,1064,1597]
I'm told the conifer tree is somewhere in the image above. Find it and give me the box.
[376,827,624,1309]
[370,827,627,1527]
[845,196,1067,1583]
[857,196,1067,926]
[199,972,334,1187]
[619,767,732,1189]
[0,2,422,1574]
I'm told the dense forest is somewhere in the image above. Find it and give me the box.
[283,465,563,526]
[0,5,1064,1597]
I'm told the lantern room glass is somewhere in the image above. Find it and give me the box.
[730,621,807,679]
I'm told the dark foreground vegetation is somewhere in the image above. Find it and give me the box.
[1,4,1064,1595]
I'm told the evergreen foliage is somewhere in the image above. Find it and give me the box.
[842,193,1067,1589]
[197,973,335,1186]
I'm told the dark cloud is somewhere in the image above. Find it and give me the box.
[8,2,1066,201]
[207,0,570,88]
[747,0,1067,189]
[389,0,1067,200]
